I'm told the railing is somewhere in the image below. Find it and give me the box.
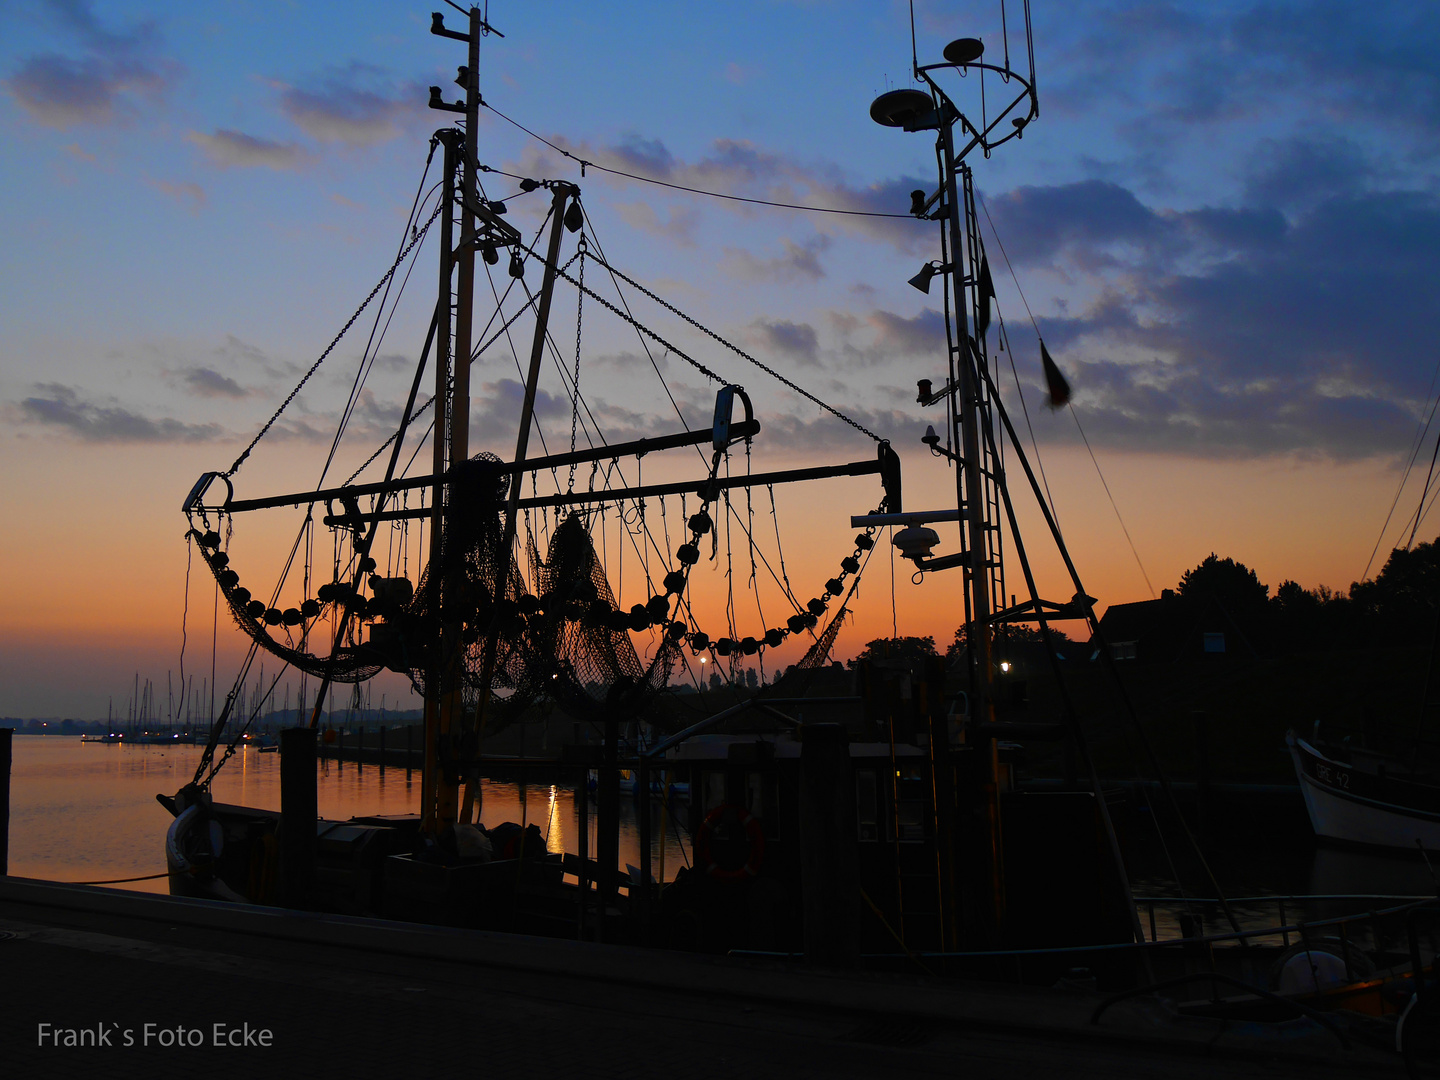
[729,895,1440,980]
[1134,893,1435,947]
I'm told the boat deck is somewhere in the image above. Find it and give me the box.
[0,876,1404,1078]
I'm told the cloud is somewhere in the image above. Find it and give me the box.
[1039,1,1440,188]
[981,180,1170,267]
[863,308,947,360]
[4,2,178,128]
[277,65,424,147]
[7,52,172,128]
[147,178,206,209]
[722,236,830,282]
[188,130,308,171]
[992,179,1440,460]
[747,319,820,366]
[15,384,223,443]
[180,367,246,399]
[612,201,702,246]
[215,335,294,380]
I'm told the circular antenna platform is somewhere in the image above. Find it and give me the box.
[869,88,935,128]
[943,37,985,65]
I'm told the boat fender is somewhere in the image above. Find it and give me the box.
[695,804,765,881]
[1270,939,1375,995]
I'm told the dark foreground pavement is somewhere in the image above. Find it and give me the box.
[0,877,1404,1079]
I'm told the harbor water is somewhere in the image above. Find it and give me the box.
[6,735,690,893]
[8,735,1434,941]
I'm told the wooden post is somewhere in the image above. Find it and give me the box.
[0,728,11,876]
[638,756,652,940]
[356,726,364,774]
[576,768,589,939]
[379,725,387,775]
[337,728,345,772]
[799,723,861,966]
[597,713,620,939]
[279,727,317,908]
[1194,709,1210,841]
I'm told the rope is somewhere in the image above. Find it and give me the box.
[482,101,922,221]
[61,872,171,885]
[224,200,444,478]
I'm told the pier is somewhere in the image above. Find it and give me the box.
[0,875,1405,1078]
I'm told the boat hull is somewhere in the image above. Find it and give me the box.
[1288,732,1440,850]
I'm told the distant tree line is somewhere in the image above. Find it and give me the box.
[1157,541,1440,654]
[845,538,1440,664]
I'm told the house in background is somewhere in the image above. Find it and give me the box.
[1094,589,1256,662]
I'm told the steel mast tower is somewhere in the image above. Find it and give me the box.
[866,8,1039,945]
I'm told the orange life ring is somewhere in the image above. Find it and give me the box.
[695,803,765,881]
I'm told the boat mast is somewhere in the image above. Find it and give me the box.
[867,16,1039,945]
[420,6,574,834]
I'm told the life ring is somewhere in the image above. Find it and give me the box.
[695,803,764,881]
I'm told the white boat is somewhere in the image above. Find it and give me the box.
[1288,730,1440,850]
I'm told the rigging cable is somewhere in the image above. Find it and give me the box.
[481,101,923,221]
[975,191,1155,598]
[575,251,881,443]
[1362,356,1440,577]
[565,206,829,634]
[319,157,442,488]
[224,197,444,479]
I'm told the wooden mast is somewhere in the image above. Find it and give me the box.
[422,6,575,834]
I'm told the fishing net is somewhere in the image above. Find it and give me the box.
[197,452,680,732]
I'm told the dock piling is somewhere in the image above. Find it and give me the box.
[0,727,11,876]
[799,723,861,967]
[279,727,317,908]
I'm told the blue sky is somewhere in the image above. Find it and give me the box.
[3,0,1439,715]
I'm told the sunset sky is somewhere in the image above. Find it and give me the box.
[2,1,1438,718]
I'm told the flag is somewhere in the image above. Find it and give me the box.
[976,256,994,339]
[1041,340,1071,408]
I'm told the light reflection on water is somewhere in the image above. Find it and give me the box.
[7,736,690,895]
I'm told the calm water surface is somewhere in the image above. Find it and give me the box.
[10,736,1434,939]
[8,736,690,894]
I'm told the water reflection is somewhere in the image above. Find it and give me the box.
[7,736,689,895]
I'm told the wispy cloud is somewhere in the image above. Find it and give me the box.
[146,178,206,209]
[4,1,179,128]
[16,384,224,443]
[276,63,425,147]
[612,201,702,246]
[746,319,821,366]
[722,236,830,282]
[188,129,308,171]
[179,367,246,399]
